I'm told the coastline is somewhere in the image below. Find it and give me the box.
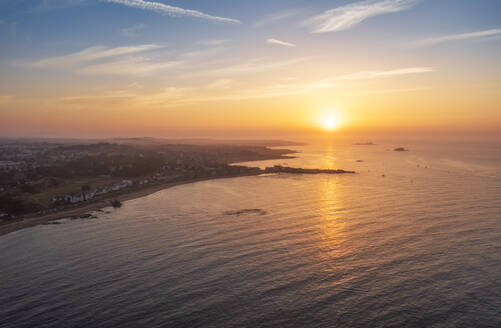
[0,144,354,237]
[0,172,262,237]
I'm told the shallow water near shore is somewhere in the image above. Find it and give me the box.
[1,139,501,327]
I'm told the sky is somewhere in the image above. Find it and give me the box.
[0,0,500,138]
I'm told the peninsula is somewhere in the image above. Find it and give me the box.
[0,138,354,236]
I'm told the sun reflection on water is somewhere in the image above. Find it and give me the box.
[316,179,350,261]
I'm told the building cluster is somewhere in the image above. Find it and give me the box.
[51,180,134,205]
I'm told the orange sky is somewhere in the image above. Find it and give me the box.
[1,0,500,138]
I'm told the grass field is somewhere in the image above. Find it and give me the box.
[20,177,122,210]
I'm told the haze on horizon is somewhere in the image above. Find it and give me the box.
[0,0,500,139]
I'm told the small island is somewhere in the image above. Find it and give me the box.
[394,147,409,152]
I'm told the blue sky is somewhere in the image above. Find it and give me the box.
[1,0,501,137]
[2,0,500,59]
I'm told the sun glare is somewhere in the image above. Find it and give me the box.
[323,116,339,131]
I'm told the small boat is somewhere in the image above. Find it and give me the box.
[110,199,122,208]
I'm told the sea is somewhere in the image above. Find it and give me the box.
[1,138,500,327]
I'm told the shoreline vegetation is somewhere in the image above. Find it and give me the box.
[0,140,355,236]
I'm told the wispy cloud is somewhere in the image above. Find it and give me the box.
[62,78,338,107]
[79,57,182,76]
[31,44,162,68]
[27,44,182,76]
[305,0,419,33]
[267,38,296,48]
[196,39,231,46]
[353,87,427,95]
[184,57,311,78]
[165,81,337,104]
[181,79,337,103]
[337,67,433,80]
[140,66,429,95]
[119,23,147,37]
[182,47,228,59]
[253,8,303,28]
[61,91,137,103]
[409,29,501,47]
[101,0,241,24]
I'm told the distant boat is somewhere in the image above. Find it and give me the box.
[110,199,122,208]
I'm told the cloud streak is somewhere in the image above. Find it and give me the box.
[166,80,338,104]
[79,57,182,76]
[62,78,338,108]
[196,39,231,46]
[298,67,432,89]
[184,57,311,78]
[353,87,427,95]
[101,0,241,24]
[409,29,501,47]
[337,67,433,80]
[182,47,228,59]
[32,44,162,68]
[305,0,419,33]
[28,44,183,76]
[267,38,296,48]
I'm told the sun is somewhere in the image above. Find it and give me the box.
[323,116,339,131]
[316,110,345,131]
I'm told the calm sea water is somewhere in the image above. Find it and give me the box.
[1,139,501,327]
